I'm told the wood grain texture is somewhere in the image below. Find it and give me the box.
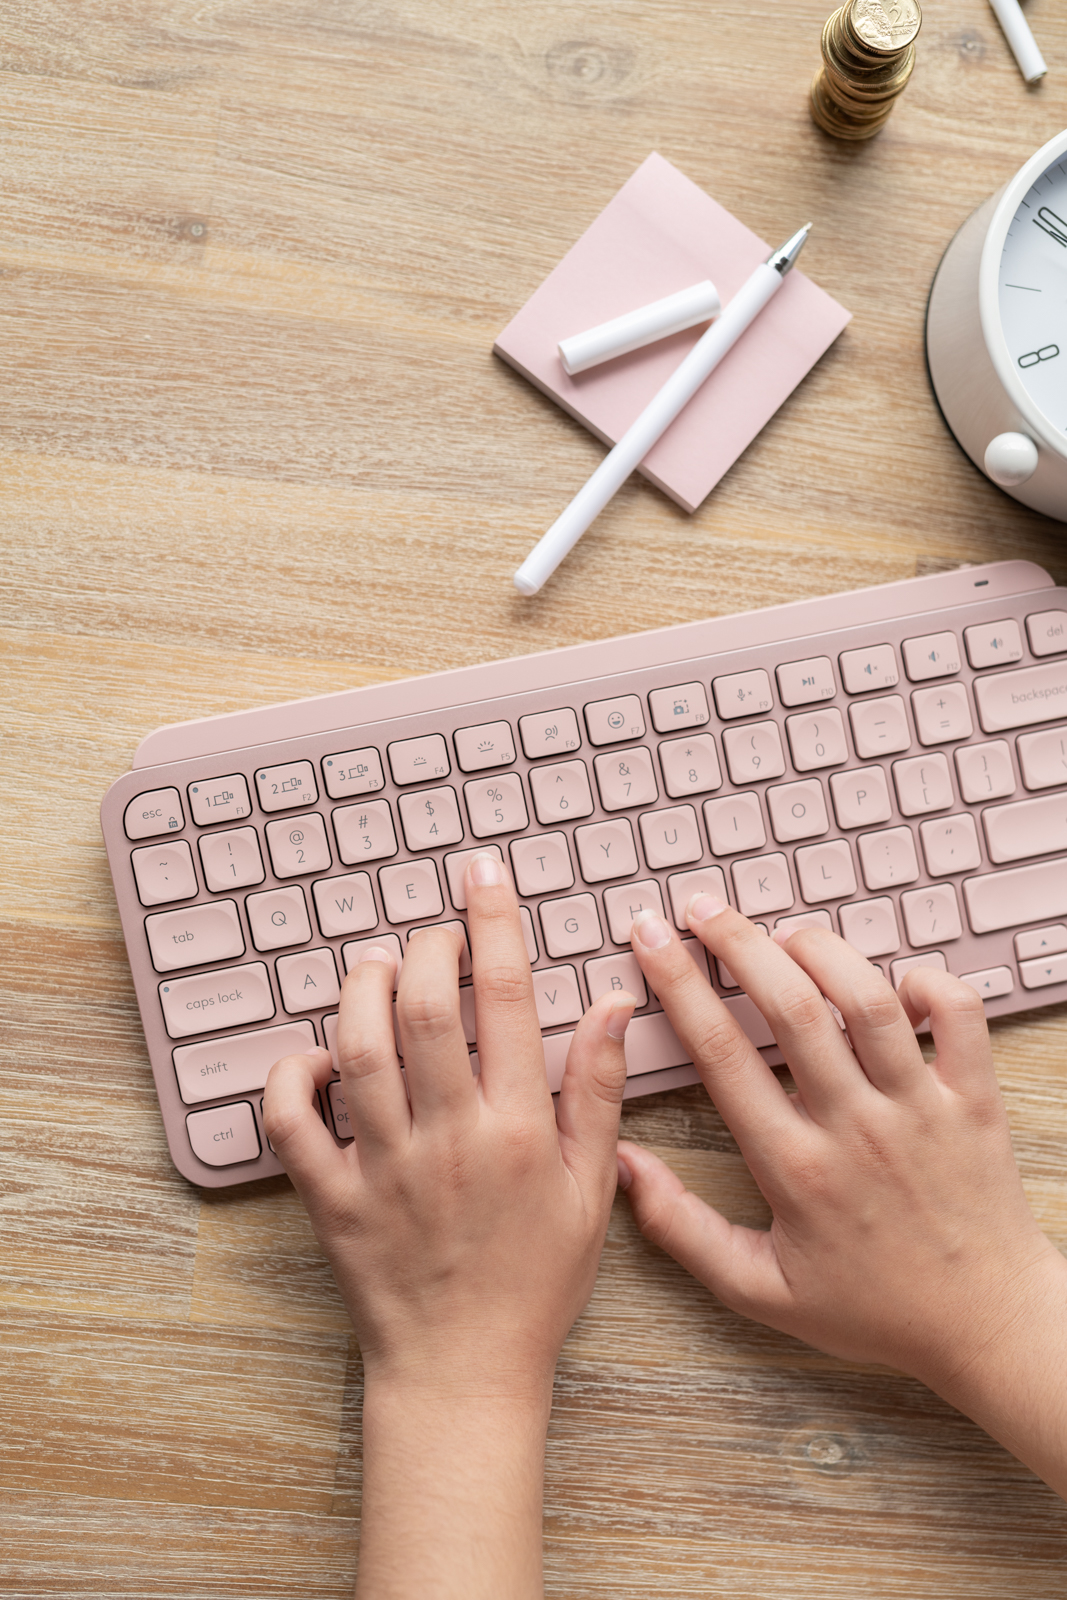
[4,1,1067,1592]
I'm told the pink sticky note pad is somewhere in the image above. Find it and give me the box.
[494,153,851,514]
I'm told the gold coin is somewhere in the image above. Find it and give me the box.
[848,0,921,54]
[823,48,914,100]
[810,69,893,138]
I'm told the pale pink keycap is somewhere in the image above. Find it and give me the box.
[322,747,385,799]
[731,852,794,917]
[919,814,982,877]
[584,950,648,1007]
[657,734,722,798]
[1015,924,1067,959]
[622,1011,692,1076]
[464,772,529,837]
[174,1020,316,1106]
[593,748,657,811]
[124,787,185,840]
[266,812,332,878]
[160,961,274,1039]
[974,660,1067,732]
[387,734,450,785]
[573,818,639,883]
[959,966,1014,999]
[443,845,506,909]
[963,859,1067,934]
[1020,952,1067,989]
[964,620,1022,670]
[532,965,584,1028]
[722,720,785,784]
[794,839,856,903]
[146,898,244,973]
[312,872,378,938]
[766,779,828,843]
[539,893,603,958]
[911,683,973,746]
[327,1079,352,1139]
[132,839,199,906]
[342,932,403,984]
[245,886,312,951]
[648,682,710,734]
[900,883,962,946]
[722,993,775,1049]
[681,937,711,982]
[188,775,251,827]
[398,786,464,850]
[255,760,318,812]
[520,906,538,963]
[890,951,947,988]
[982,792,1067,864]
[902,631,961,682]
[955,740,1015,803]
[459,986,477,1043]
[332,800,398,865]
[639,804,702,869]
[603,879,665,945]
[712,669,773,720]
[839,643,898,694]
[892,753,954,815]
[857,826,919,891]
[198,827,264,892]
[849,695,911,760]
[774,909,832,937]
[666,865,729,928]
[518,708,582,759]
[828,766,892,830]
[542,1032,573,1093]
[186,1101,261,1167]
[379,859,445,924]
[529,760,594,823]
[703,792,766,856]
[276,947,341,1012]
[510,832,574,896]
[785,708,848,772]
[584,694,645,745]
[838,897,900,957]
[1026,610,1067,657]
[1017,728,1067,791]
[776,655,836,707]
[453,720,515,772]
[409,920,472,978]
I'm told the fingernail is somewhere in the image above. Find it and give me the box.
[616,1153,632,1190]
[772,927,792,947]
[687,893,726,923]
[357,945,395,966]
[469,851,503,887]
[633,910,672,949]
[606,997,636,1040]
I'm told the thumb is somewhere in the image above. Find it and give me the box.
[554,992,634,1198]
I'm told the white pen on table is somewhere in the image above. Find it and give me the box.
[558,279,721,375]
[513,224,811,598]
[988,0,1047,83]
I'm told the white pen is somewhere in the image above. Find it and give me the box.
[513,224,811,597]
[988,0,1047,83]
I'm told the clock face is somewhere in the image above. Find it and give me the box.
[998,154,1067,428]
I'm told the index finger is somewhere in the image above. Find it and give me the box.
[463,852,551,1112]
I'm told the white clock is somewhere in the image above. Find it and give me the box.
[927,126,1067,520]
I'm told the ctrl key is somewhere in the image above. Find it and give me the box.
[186,1101,261,1167]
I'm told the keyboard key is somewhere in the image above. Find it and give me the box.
[890,951,947,988]
[532,964,584,1027]
[174,1020,316,1106]
[529,760,594,823]
[246,886,312,951]
[520,906,538,963]
[387,734,450,785]
[911,683,973,746]
[160,961,274,1039]
[593,748,657,811]
[960,965,1015,999]
[766,779,828,843]
[713,669,774,720]
[255,760,318,812]
[132,840,198,906]
[722,720,786,784]
[322,747,386,799]
[573,819,639,883]
[459,986,477,1043]
[666,866,729,928]
[794,839,856,903]
[276,948,341,1013]
[539,894,603,958]
[398,786,464,850]
[982,793,1067,865]
[776,655,836,706]
[1015,924,1067,959]
[731,853,794,917]
[198,827,264,892]
[584,951,648,1007]
[186,1101,261,1167]
[312,872,378,938]
[1017,728,1067,791]
[828,766,892,830]
[964,859,1067,934]
[584,695,646,745]
[973,660,1067,732]
[379,859,445,924]
[839,644,899,694]
[893,753,954,815]
[849,695,911,759]
[146,899,244,973]
[464,773,529,837]
[1020,952,1067,989]
[703,792,766,856]
[518,708,582,758]
[454,720,515,772]
[1026,610,1067,656]
[901,884,962,946]
[444,845,506,910]
[955,740,1016,802]
[902,631,961,681]
[409,920,472,979]
[964,620,1022,670]
[327,1079,351,1139]
[785,709,848,772]
[266,812,331,878]
[857,826,919,891]
[919,814,982,877]
[657,734,722,798]
[838,897,900,958]
[188,776,251,827]
[124,787,185,840]
[603,880,665,944]
[332,800,398,864]
[775,909,833,937]
[342,932,403,983]
[639,804,702,869]
[648,682,710,733]
[510,832,574,896]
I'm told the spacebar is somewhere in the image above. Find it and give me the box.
[963,858,1067,934]
[542,998,774,1093]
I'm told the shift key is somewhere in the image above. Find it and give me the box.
[160,962,275,1039]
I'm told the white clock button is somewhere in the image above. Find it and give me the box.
[984,433,1038,487]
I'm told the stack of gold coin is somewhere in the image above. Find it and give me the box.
[811,0,922,141]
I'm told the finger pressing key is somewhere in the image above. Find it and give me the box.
[397,923,478,1122]
[464,852,549,1111]
[336,945,411,1157]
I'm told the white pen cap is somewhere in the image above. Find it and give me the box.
[558,279,721,375]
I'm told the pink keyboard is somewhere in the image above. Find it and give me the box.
[101,560,1067,1188]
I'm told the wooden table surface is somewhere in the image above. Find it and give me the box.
[5,2,1067,1594]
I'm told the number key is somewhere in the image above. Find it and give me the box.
[657,734,722,798]
[198,827,265,892]
[255,761,318,812]
[593,748,657,811]
[529,760,594,824]
[463,773,529,837]
[398,786,464,850]
[265,813,332,877]
[332,800,398,864]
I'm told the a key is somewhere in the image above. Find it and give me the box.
[276,948,342,1012]
[776,655,836,707]
[766,779,828,844]
[255,761,318,812]
[892,753,954,815]
[828,766,892,830]
[463,773,529,837]
[532,965,584,1028]
[529,760,594,824]
[902,631,961,682]
[1015,924,1067,959]
[665,866,729,928]
[857,826,920,891]
[124,787,185,840]
[245,886,312,951]
[573,819,639,883]
[774,909,833,937]
[703,792,766,856]
[146,899,244,973]
[327,1080,352,1139]
[538,893,603,958]
[603,880,665,945]
[443,845,507,910]
[593,748,657,811]
[974,659,1067,732]
[730,853,794,917]
[198,827,264,892]
[963,859,1067,934]
[173,1020,316,1105]
[900,884,962,946]
[312,872,378,938]
[332,800,398,865]
[584,951,648,1008]
[955,740,1016,802]
[839,644,899,694]
[721,720,785,784]
[849,695,911,760]
[188,775,251,827]
[379,859,445,924]
[785,709,848,772]
[185,1102,261,1167]
[657,734,722,798]
[919,814,982,876]
[387,734,450,785]
[322,747,386,799]
[964,620,1022,670]
[459,986,477,1043]
[266,812,332,878]
[518,708,582,758]
[1016,728,1067,791]
[1020,952,1067,989]
[1025,610,1067,657]
[453,721,516,772]
[890,952,947,988]
[509,832,574,896]
[398,786,464,850]
[794,839,856,903]
[959,965,1015,999]
[838,897,901,957]
[648,682,710,733]
[638,805,702,870]
[911,683,973,746]
[342,932,404,984]
[132,840,199,906]
[584,695,645,745]
[712,669,773,720]
[160,961,275,1039]
[982,792,1067,864]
